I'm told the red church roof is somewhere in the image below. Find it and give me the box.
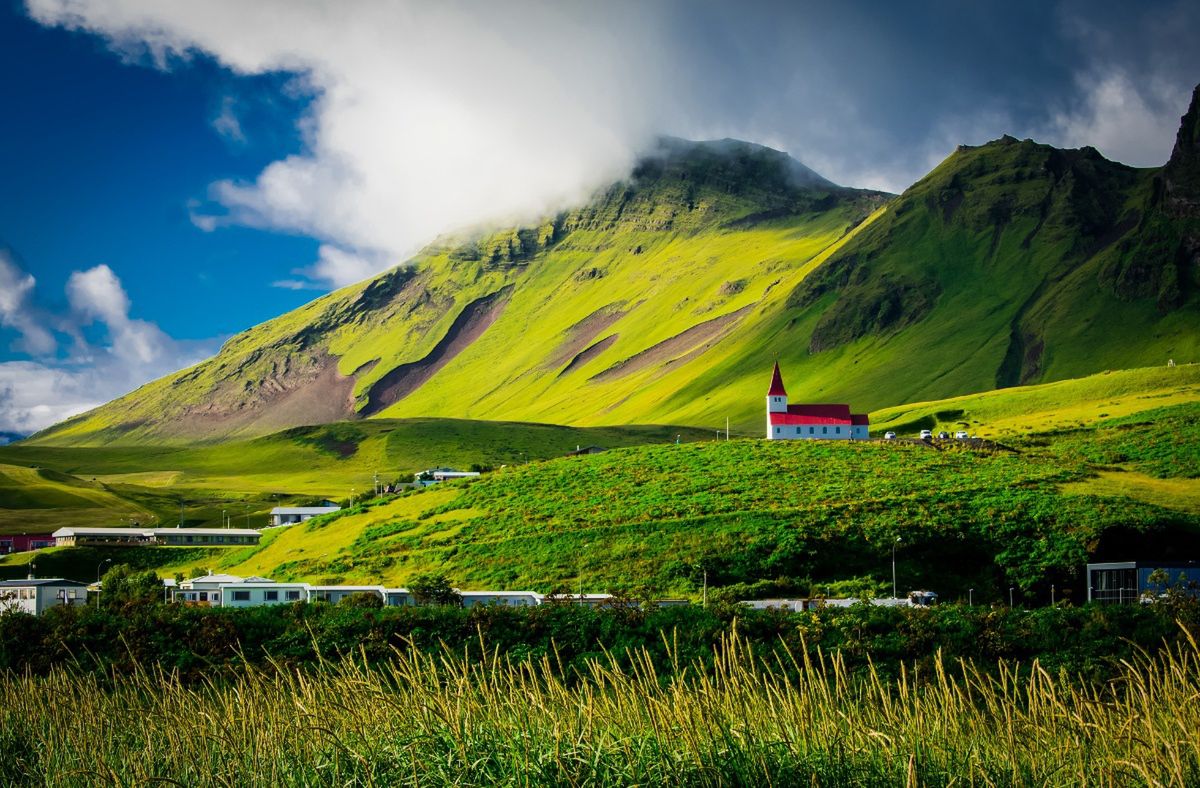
[767,362,787,396]
[768,404,870,427]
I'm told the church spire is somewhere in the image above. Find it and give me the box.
[767,361,787,397]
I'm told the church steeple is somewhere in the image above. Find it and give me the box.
[766,362,788,418]
[767,361,787,397]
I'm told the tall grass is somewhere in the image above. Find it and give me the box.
[3,630,1200,785]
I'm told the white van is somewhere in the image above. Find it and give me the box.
[955,431,970,440]
[919,429,933,440]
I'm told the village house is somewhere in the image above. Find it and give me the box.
[53,526,261,548]
[269,505,341,526]
[0,578,88,615]
[459,590,542,607]
[173,573,274,605]
[765,362,869,440]
[0,533,55,555]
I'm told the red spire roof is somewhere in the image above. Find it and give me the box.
[767,362,787,397]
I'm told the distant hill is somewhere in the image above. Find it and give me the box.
[30,86,1200,446]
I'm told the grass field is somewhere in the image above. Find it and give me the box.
[3,372,1197,597]
[102,403,1199,601]
[4,630,1200,785]
[0,419,714,536]
[872,363,1200,438]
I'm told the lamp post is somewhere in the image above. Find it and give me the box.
[222,509,226,529]
[891,537,902,600]
[95,558,112,607]
[1051,584,1056,606]
[969,588,974,606]
[578,542,590,604]
[1009,587,1015,608]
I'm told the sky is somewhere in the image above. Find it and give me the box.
[1,0,1198,436]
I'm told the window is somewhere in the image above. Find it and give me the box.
[232,590,250,602]
[822,426,827,434]
[836,427,841,434]
[286,590,301,601]
[199,592,208,602]
[809,427,814,434]
[265,590,279,601]
[775,427,780,434]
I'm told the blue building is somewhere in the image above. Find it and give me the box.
[1086,561,1200,604]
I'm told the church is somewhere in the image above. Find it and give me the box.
[766,362,869,440]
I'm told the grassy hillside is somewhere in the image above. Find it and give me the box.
[0,419,713,537]
[871,363,1200,437]
[29,89,1200,446]
[108,401,1198,604]
[5,369,1197,594]
[0,464,151,534]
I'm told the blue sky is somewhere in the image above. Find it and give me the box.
[1,0,1198,434]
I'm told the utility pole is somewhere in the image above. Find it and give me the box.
[892,537,902,599]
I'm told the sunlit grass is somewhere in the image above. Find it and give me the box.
[3,629,1200,785]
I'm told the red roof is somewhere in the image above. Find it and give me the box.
[767,362,787,396]
[768,404,869,427]
[770,412,848,426]
[788,403,850,419]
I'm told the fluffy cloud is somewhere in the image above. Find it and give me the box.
[27,0,678,288]
[23,0,1200,292]
[0,251,57,356]
[1041,70,1191,166]
[0,254,215,435]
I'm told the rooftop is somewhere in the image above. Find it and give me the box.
[0,578,87,587]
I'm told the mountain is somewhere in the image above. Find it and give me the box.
[31,89,1200,446]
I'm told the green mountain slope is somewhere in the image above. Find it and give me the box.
[96,402,1200,603]
[31,86,1200,445]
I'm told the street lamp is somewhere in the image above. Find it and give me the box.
[95,558,112,607]
[892,537,902,600]
[1009,587,1015,608]
[969,588,974,606]
[578,542,590,604]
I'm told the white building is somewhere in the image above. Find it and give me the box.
[459,591,542,608]
[307,585,387,605]
[173,573,275,605]
[765,362,869,440]
[269,506,341,526]
[221,581,308,607]
[0,578,88,615]
[53,526,261,548]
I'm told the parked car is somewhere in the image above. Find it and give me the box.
[955,431,970,440]
[936,431,950,440]
[884,431,897,440]
[919,429,933,440]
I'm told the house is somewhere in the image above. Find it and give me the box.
[0,578,88,615]
[765,362,869,440]
[173,573,274,605]
[52,526,261,548]
[459,590,542,607]
[1087,561,1200,604]
[220,581,307,607]
[269,506,341,526]
[307,585,387,604]
[0,533,55,555]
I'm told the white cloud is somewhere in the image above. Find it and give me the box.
[1041,70,1190,166]
[0,251,57,356]
[27,0,680,287]
[0,255,216,434]
[212,95,245,143]
[272,244,381,291]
